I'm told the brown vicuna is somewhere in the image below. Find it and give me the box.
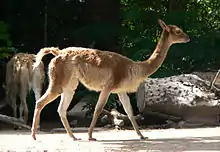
[4,53,45,126]
[31,19,190,141]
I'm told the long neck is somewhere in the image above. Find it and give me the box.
[137,30,172,77]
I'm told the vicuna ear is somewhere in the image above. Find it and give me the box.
[158,19,170,32]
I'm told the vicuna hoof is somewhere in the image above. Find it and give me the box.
[140,136,148,140]
[31,133,36,140]
[88,137,97,141]
[73,137,81,141]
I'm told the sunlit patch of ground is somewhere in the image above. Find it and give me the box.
[0,127,219,152]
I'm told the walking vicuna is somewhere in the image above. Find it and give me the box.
[31,19,190,140]
[5,53,45,126]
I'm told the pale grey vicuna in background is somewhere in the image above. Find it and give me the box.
[4,53,45,126]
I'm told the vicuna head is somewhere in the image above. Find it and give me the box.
[158,19,190,44]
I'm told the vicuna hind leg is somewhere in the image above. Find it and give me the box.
[88,88,111,141]
[11,94,18,129]
[31,89,60,140]
[32,87,42,129]
[57,82,79,140]
[19,86,29,125]
[32,75,45,129]
[18,66,30,125]
[31,56,75,140]
[117,93,145,139]
[10,94,17,119]
[19,97,28,125]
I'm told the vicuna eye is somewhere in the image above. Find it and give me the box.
[175,29,181,35]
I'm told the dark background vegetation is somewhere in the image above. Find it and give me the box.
[1,0,220,124]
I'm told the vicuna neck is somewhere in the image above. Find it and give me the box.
[137,30,172,78]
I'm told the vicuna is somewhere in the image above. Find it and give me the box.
[5,53,45,126]
[31,19,190,140]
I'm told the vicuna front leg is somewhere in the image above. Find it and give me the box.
[57,89,80,140]
[117,93,145,139]
[88,89,110,141]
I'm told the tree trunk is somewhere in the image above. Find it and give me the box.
[0,114,31,130]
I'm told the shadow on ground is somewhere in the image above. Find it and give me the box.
[101,136,220,152]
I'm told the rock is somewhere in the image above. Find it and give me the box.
[192,71,220,85]
[137,74,220,127]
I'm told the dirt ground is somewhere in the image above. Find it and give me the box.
[0,127,219,152]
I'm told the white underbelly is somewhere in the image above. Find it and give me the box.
[112,79,144,93]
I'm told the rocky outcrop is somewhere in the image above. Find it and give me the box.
[137,74,220,127]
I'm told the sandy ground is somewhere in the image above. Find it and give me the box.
[0,127,220,152]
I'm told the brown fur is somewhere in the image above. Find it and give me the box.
[31,19,190,140]
[5,53,45,125]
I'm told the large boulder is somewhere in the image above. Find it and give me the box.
[137,74,220,127]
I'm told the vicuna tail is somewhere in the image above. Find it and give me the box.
[33,47,60,69]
